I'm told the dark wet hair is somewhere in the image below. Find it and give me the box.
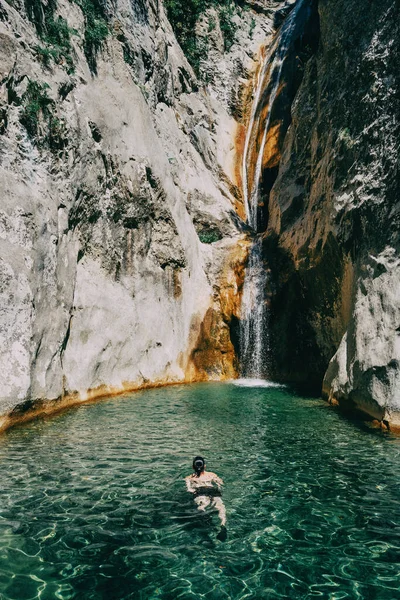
[192,456,205,477]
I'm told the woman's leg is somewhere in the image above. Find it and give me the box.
[212,497,226,526]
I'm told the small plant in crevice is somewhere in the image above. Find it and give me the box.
[58,80,76,101]
[35,45,59,68]
[72,0,109,74]
[197,228,222,244]
[338,127,355,149]
[48,115,68,150]
[249,16,256,40]
[19,80,54,137]
[18,79,68,151]
[24,0,76,72]
[0,107,8,134]
[208,15,216,32]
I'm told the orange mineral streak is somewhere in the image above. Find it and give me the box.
[249,80,284,178]
[235,46,269,207]
[262,122,282,170]
[233,122,247,221]
[185,238,249,382]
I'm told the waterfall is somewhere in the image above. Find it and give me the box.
[242,0,305,229]
[241,48,269,230]
[239,0,305,380]
[240,237,270,379]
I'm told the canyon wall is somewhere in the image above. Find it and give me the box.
[264,0,400,426]
[1,0,398,430]
[0,0,280,426]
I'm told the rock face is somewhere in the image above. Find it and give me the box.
[263,0,400,426]
[1,0,398,431]
[0,0,278,426]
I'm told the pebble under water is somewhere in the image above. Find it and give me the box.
[0,382,399,600]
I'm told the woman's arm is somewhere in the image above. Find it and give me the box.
[185,476,196,493]
[213,474,224,490]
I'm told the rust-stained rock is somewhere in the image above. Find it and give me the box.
[186,238,249,381]
[188,307,237,381]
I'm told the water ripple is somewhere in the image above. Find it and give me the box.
[0,383,399,599]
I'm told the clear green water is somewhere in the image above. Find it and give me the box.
[0,382,399,600]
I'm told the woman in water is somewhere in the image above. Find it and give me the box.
[185,456,227,537]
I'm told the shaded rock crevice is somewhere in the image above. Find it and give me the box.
[262,0,400,424]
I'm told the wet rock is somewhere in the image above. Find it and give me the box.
[265,0,400,424]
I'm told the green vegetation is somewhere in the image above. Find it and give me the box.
[19,80,67,151]
[25,0,109,74]
[19,80,54,137]
[249,16,256,39]
[0,108,7,135]
[218,4,237,51]
[163,0,202,72]
[73,0,109,73]
[48,115,67,150]
[24,0,76,72]
[208,15,216,32]
[115,30,136,69]
[164,0,238,74]
[197,228,222,244]
[338,127,355,148]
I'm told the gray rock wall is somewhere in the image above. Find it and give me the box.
[0,0,277,425]
[266,0,400,426]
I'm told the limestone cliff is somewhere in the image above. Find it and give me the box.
[260,0,400,426]
[1,0,398,431]
[0,0,279,427]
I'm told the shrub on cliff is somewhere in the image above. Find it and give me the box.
[18,80,67,151]
[197,228,222,243]
[19,80,54,137]
[24,0,76,72]
[164,0,238,73]
[74,0,109,73]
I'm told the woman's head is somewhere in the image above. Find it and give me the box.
[192,456,205,477]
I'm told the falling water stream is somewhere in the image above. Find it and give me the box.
[240,0,305,379]
[239,238,270,380]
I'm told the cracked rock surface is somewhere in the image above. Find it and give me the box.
[0,0,278,419]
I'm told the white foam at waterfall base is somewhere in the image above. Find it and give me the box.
[232,378,285,388]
